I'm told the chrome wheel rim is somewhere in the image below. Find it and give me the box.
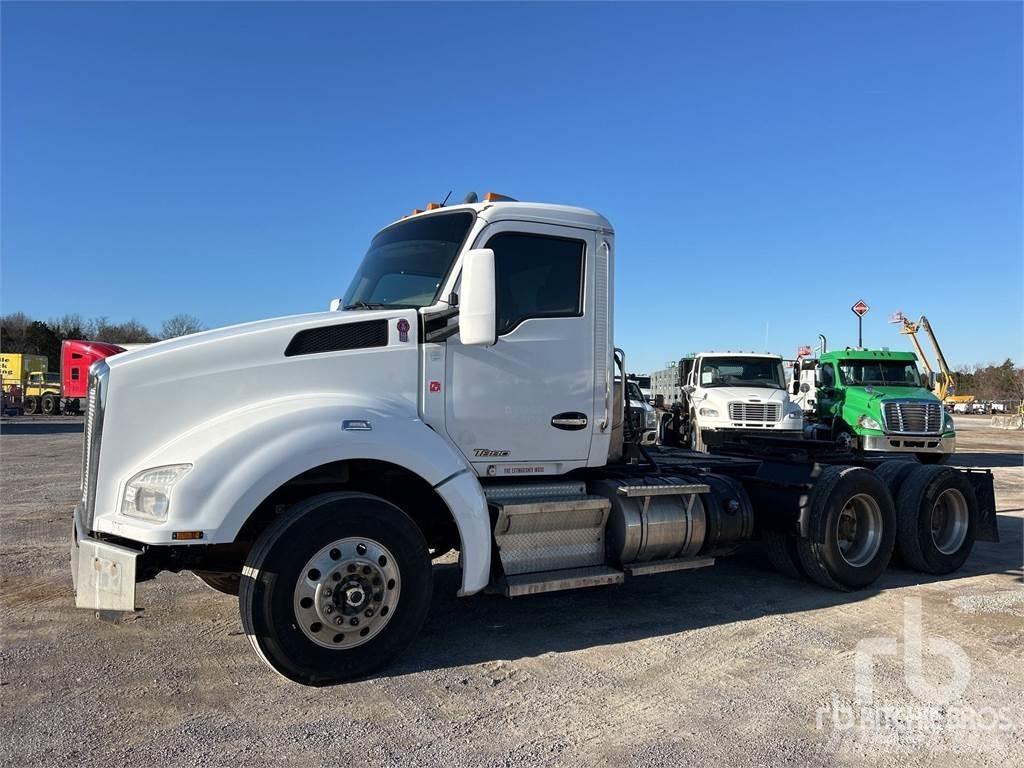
[930,488,968,555]
[836,493,883,567]
[293,537,401,650]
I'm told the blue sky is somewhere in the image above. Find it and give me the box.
[2,2,1021,372]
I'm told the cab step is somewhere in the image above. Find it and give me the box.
[505,565,624,597]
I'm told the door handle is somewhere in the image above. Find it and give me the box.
[551,412,588,430]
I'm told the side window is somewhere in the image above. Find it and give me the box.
[819,364,834,388]
[484,232,585,335]
[71,368,80,381]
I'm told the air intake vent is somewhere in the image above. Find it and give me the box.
[285,320,388,357]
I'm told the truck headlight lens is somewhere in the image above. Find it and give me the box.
[785,410,802,420]
[699,407,719,418]
[121,464,191,523]
[857,415,882,431]
[645,409,657,429]
[944,414,955,432]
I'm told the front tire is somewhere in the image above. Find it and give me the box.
[41,394,60,415]
[796,466,896,591]
[240,491,432,686]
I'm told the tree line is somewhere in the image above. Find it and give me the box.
[0,312,204,369]
[952,359,1024,403]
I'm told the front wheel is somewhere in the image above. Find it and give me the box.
[240,491,432,686]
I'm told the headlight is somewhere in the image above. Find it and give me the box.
[121,464,191,523]
[785,409,802,420]
[857,414,882,431]
[944,414,955,432]
[645,409,657,429]
[699,407,719,418]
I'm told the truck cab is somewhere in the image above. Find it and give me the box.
[795,349,955,463]
[681,352,804,451]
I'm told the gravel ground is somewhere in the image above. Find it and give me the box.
[1,415,1021,767]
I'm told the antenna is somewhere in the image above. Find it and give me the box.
[441,190,452,206]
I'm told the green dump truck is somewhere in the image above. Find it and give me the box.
[793,349,955,464]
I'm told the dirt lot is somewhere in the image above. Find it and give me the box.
[1,416,1021,767]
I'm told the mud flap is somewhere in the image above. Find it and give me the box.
[965,470,999,543]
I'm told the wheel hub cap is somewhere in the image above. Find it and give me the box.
[930,488,968,555]
[293,537,401,650]
[836,493,883,568]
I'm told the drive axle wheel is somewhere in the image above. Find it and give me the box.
[796,466,895,591]
[23,396,39,415]
[240,491,431,686]
[895,465,977,574]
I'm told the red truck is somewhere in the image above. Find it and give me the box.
[19,340,125,415]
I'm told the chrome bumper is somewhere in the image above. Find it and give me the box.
[71,504,140,612]
[861,435,955,454]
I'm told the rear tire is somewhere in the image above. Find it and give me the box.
[240,491,432,686]
[41,394,59,415]
[895,466,977,574]
[23,396,39,415]
[874,460,918,499]
[762,528,805,580]
[796,466,896,591]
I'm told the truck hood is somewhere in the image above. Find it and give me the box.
[95,309,421,515]
[698,387,789,405]
[843,385,937,412]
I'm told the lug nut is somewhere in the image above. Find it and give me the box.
[322,587,332,597]
[324,605,333,614]
[364,608,374,618]
[334,617,344,625]
[350,617,359,626]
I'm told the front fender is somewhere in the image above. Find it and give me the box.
[92,395,492,595]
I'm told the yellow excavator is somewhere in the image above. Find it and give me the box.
[890,312,957,402]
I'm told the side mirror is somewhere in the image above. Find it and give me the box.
[459,248,496,346]
[791,381,799,395]
[329,298,342,312]
[928,371,938,389]
[682,384,695,396]
[654,394,665,409]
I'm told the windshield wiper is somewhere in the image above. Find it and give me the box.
[343,301,388,310]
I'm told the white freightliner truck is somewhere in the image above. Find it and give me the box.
[72,195,999,685]
[652,353,804,452]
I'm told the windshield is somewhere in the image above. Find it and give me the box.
[627,382,645,402]
[699,357,785,389]
[838,359,922,387]
[341,212,474,309]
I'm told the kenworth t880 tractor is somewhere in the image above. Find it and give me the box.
[72,195,995,685]
[793,349,955,464]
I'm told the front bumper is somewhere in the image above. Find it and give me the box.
[860,434,955,454]
[71,504,141,612]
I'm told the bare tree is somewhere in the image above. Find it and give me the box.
[160,314,205,339]
[0,312,31,351]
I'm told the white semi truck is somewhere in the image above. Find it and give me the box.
[652,353,804,451]
[72,195,998,685]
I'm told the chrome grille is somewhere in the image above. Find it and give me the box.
[883,401,942,435]
[728,402,781,423]
[79,362,108,529]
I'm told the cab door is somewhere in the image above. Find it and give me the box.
[444,222,596,473]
